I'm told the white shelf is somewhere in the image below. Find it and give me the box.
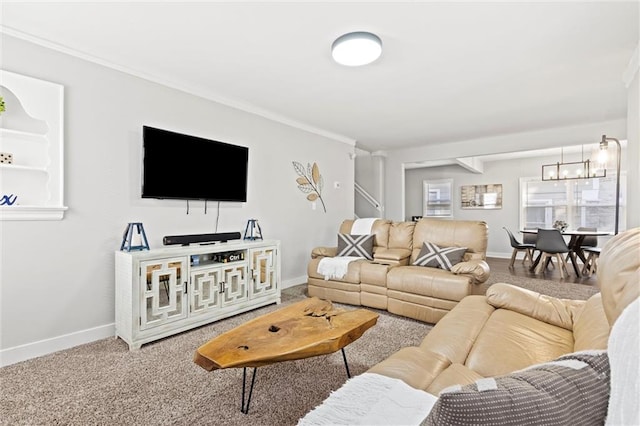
[0,163,48,173]
[0,205,68,220]
[0,127,48,142]
[0,70,65,220]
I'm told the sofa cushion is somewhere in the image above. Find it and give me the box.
[485,283,583,330]
[372,247,412,265]
[425,363,484,396]
[412,219,488,262]
[366,347,450,391]
[424,350,610,426]
[413,241,466,270]
[340,219,392,249]
[419,295,495,365]
[465,309,574,378]
[336,233,374,260]
[572,293,610,352]
[387,266,473,301]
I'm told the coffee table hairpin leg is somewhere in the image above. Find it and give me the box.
[341,348,351,378]
[241,367,257,414]
[239,348,352,414]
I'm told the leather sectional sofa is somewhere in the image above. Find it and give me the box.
[301,228,640,425]
[307,218,490,323]
[367,227,639,407]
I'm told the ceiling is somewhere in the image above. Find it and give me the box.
[1,1,638,153]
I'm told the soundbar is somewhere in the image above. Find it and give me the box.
[163,232,242,246]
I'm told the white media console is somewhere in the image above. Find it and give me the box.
[115,239,281,350]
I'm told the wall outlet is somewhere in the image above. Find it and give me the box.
[0,152,13,164]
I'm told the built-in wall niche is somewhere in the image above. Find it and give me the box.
[0,70,67,220]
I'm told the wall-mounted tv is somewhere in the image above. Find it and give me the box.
[142,126,248,202]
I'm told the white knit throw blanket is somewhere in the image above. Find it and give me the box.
[351,218,377,235]
[605,297,640,425]
[317,256,361,280]
[298,372,437,425]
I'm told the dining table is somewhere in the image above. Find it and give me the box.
[520,228,611,277]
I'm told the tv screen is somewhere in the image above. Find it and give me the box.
[142,126,248,202]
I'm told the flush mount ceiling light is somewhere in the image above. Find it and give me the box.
[331,31,382,66]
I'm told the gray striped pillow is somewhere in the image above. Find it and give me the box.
[336,234,374,260]
[423,351,610,426]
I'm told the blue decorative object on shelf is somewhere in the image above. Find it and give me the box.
[120,222,150,251]
[0,194,18,206]
[243,219,263,240]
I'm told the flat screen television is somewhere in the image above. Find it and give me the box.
[142,126,248,202]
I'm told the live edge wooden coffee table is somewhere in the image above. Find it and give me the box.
[193,297,379,414]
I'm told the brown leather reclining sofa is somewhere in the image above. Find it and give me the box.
[307,218,490,323]
[367,228,639,397]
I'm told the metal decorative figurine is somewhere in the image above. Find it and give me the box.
[243,219,263,240]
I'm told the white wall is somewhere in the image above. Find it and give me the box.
[625,44,639,229]
[385,43,639,229]
[354,148,384,218]
[0,35,355,364]
[384,119,629,223]
[405,151,625,257]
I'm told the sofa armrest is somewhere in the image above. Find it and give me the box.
[311,246,337,259]
[373,248,412,265]
[486,283,585,330]
[367,347,452,392]
[450,260,490,284]
[463,252,485,262]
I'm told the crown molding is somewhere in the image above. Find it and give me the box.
[1,26,356,146]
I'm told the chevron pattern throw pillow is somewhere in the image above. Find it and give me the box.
[336,234,374,260]
[413,241,467,270]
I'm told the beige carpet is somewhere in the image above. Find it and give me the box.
[0,276,598,426]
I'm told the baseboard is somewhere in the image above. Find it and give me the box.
[0,323,115,367]
[486,251,513,259]
[281,275,307,289]
[1,279,309,367]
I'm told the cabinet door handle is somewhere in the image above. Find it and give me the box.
[184,282,188,293]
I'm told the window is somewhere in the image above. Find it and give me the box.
[423,179,453,218]
[520,173,626,232]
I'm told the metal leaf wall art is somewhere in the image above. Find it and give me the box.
[293,161,327,212]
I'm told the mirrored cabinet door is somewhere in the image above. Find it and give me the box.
[249,247,278,298]
[139,257,188,330]
[220,264,248,306]
[190,268,222,316]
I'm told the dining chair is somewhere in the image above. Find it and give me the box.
[522,226,537,245]
[535,228,571,278]
[582,246,601,277]
[576,226,598,246]
[569,226,598,265]
[503,227,536,268]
